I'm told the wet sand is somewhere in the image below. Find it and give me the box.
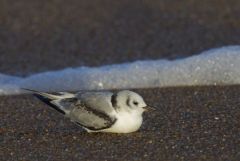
[1,86,240,160]
[1,0,240,160]
[0,0,240,76]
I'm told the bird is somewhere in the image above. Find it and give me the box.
[22,89,155,133]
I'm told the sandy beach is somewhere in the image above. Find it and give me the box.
[1,86,240,160]
[1,0,240,160]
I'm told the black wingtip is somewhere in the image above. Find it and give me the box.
[22,88,66,115]
[21,88,41,93]
[33,93,66,115]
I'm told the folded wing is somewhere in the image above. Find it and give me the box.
[64,98,117,130]
[24,89,117,131]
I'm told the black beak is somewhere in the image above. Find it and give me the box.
[143,105,156,111]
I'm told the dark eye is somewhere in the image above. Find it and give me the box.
[133,101,139,106]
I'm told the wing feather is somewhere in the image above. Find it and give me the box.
[57,91,117,130]
[23,89,117,131]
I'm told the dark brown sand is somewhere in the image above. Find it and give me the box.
[1,86,240,161]
[0,0,240,76]
[1,0,240,161]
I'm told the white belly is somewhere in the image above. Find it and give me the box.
[102,112,143,133]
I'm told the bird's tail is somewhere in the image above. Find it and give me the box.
[21,88,74,115]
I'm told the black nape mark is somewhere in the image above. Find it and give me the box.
[126,96,130,106]
[111,93,118,108]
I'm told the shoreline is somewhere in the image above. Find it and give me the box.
[1,85,240,160]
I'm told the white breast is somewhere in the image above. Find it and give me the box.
[102,111,143,133]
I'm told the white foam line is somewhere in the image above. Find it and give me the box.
[0,45,240,95]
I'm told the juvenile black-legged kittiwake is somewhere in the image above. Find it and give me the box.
[22,89,155,133]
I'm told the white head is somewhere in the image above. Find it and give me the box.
[112,90,147,114]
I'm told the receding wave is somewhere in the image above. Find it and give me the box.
[0,46,240,95]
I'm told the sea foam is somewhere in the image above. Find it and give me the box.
[0,46,240,95]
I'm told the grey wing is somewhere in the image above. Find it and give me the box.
[76,91,116,115]
[58,94,117,131]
